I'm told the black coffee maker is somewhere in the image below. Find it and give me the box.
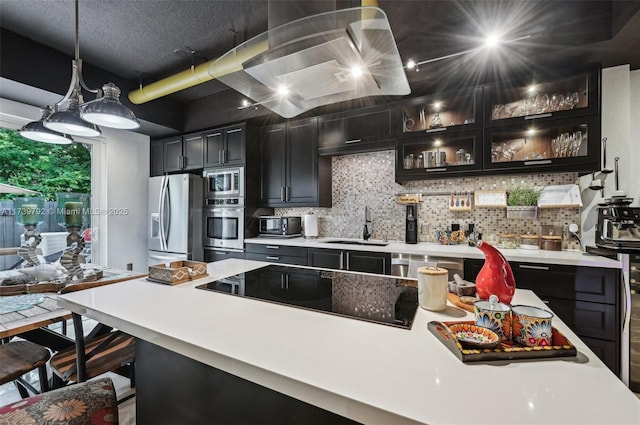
[405,204,418,244]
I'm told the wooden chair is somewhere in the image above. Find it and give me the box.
[49,279,138,390]
[0,340,50,397]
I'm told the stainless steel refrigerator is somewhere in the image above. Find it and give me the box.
[148,174,203,266]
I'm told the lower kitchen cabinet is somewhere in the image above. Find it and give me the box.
[464,259,621,375]
[205,249,246,263]
[308,248,391,275]
[245,243,308,266]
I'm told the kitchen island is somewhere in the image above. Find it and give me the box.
[57,259,639,424]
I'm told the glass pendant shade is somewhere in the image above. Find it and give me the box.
[19,107,73,144]
[45,94,102,137]
[81,83,140,129]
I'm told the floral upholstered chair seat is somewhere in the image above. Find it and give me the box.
[0,377,118,425]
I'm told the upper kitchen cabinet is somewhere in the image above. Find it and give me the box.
[150,133,204,176]
[259,117,332,208]
[204,123,246,168]
[318,105,396,156]
[484,115,600,173]
[398,88,482,138]
[484,64,600,127]
[395,130,482,181]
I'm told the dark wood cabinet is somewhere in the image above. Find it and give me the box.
[245,243,308,266]
[395,130,483,182]
[204,124,245,167]
[308,248,391,275]
[318,105,396,156]
[393,64,601,181]
[463,258,620,375]
[150,133,204,175]
[484,65,600,128]
[150,140,164,177]
[204,249,246,263]
[259,118,332,207]
[346,251,391,275]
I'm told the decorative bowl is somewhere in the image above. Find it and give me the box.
[447,323,500,348]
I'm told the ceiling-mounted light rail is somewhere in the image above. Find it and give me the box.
[405,34,532,71]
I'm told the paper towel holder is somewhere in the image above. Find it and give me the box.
[304,212,319,239]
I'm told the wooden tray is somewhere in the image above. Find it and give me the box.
[428,320,577,363]
[148,261,208,285]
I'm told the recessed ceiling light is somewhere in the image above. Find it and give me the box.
[350,65,364,78]
[276,85,289,98]
[406,59,416,70]
[433,101,442,110]
[485,33,501,48]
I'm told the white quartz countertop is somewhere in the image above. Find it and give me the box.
[245,237,622,268]
[58,259,639,424]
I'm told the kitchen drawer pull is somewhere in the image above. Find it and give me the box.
[227,128,242,134]
[518,264,550,271]
[426,168,446,172]
[285,186,290,201]
[524,113,552,120]
[218,150,222,164]
[523,160,552,166]
[426,127,447,133]
[265,246,280,249]
[345,139,362,144]
[266,256,280,260]
[280,187,285,202]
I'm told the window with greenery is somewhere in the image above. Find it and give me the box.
[0,128,91,200]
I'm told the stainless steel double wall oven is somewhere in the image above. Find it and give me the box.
[203,166,272,259]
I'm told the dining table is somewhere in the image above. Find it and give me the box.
[0,268,146,351]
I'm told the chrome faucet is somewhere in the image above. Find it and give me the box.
[363,206,372,240]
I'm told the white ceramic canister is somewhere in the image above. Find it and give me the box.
[304,212,318,238]
[416,266,449,311]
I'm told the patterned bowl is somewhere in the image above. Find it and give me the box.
[447,323,501,349]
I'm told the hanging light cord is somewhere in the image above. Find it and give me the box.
[54,0,100,111]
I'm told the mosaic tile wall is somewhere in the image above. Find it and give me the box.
[275,150,582,250]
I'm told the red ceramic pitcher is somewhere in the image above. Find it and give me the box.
[475,240,516,304]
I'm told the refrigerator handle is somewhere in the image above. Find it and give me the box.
[163,177,172,249]
[158,175,168,251]
[620,254,631,386]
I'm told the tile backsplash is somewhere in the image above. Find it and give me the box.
[276,150,581,250]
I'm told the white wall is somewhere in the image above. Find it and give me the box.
[0,98,149,272]
[578,65,636,246]
[102,127,149,272]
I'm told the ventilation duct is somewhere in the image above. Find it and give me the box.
[212,6,410,118]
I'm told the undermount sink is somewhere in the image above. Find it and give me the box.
[324,240,389,247]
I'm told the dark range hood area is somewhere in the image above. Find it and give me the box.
[197,264,419,329]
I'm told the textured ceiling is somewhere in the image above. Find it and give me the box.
[1,0,639,134]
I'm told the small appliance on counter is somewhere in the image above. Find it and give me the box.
[396,193,422,244]
[596,205,640,251]
[259,216,302,238]
[304,213,318,238]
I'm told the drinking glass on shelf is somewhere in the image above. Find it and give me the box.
[571,131,583,157]
[538,94,550,113]
[569,91,580,109]
[550,94,561,111]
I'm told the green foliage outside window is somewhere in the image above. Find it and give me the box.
[0,128,91,201]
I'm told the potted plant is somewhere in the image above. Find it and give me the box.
[506,183,542,219]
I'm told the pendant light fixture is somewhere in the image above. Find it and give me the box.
[20,0,139,143]
[18,106,73,144]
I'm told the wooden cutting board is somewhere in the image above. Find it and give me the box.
[447,292,475,313]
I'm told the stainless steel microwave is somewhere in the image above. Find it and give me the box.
[259,216,302,237]
[203,167,244,199]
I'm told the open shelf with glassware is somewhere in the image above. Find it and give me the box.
[484,115,600,173]
[398,88,482,138]
[484,64,600,127]
[395,130,482,181]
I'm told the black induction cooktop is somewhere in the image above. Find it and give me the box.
[196,265,418,329]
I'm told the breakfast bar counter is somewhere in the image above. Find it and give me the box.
[57,259,639,424]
